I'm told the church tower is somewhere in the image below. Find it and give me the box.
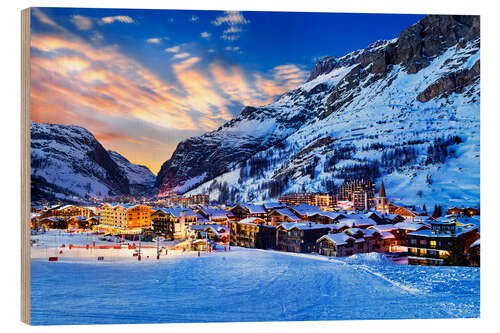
[376,179,389,214]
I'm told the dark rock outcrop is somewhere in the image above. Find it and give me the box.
[417,60,480,102]
[308,56,338,82]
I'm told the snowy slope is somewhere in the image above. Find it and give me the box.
[31,122,130,202]
[30,246,479,324]
[174,15,481,208]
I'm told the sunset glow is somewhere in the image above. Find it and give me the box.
[30,8,423,173]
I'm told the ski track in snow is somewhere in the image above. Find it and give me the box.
[30,245,479,325]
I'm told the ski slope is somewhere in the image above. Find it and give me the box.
[30,247,479,325]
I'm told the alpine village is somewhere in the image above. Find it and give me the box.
[31,179,480,267]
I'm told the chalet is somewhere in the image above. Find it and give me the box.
[344,228,368,253]
[52,204,95,218]
[263,202,286,212]
[30,213,41,229]
[453,216,480,234]
[206,225,229,242]
[230,204,267,220]
[317,233,356,257]
[309,211,346,224]
[276,222,330,253]
[406,220,479,266]
[325,222,351,234]
[317,225,397,257]
[151,209,175,239]
[189,224,229,242]
[364,211,385,225]
[446,206,480,217]
[192,239,208,251]
[288,204,323,220]
[367,224,406,251]
[230,217,276,249]
[67,216,99,229]
[381,213,405,224]
[338,215,377,228]
[198,208,231,225]
[268,208,303,225]
[39,217,66,229]
[151,208,197,239]
[378,232,397,252]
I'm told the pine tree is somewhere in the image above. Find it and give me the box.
[432,204,442,218]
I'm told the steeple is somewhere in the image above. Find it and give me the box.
[379,180,387,198]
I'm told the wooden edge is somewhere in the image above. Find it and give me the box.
[21,7,31,325]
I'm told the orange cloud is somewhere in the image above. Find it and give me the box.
[71,15,93,30]
[101,16,134,24]
[30,25,308,172]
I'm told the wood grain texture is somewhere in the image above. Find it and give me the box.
[21,7,31,325]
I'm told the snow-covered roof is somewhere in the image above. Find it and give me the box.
[364,211,381,219]
[368,224,397,233]
[310,211,346,221]
[236,217,266,225]
[345,228,364,236]
[103,203,144,210]
[394,222,429,231]
[245,204,266,214]
[289,222,330,231]
[453,217,481,233]
[361,228,379,237]
[339,217,376,227]
[380,232,396,240]
[382,213,402,220]
[263,202,285,210]
[201,208,231,219]
[152,208,197,218]
[205,225,229,235]
[57,204,78,210]
[272,208,302,221]
[408,224,478,238]
[317,233,355,246]
[470,238,480,248]
[289,204,322,216]
[278,222,298,231]
[324,223,350,231]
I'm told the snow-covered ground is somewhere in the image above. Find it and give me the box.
[30,236,479,325]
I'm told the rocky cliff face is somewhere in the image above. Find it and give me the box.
[157,15,480,207]
[31,122,142,203]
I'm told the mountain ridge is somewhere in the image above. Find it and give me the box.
[30,121,154,203]
[156,14,480,207]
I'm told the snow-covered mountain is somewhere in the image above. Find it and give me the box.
[108,150,156,196]
[156,15,480,208]
[31,122,154,203]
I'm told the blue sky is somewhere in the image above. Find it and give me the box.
[30,7,425,172]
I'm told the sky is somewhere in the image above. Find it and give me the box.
[30,7,425,174]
